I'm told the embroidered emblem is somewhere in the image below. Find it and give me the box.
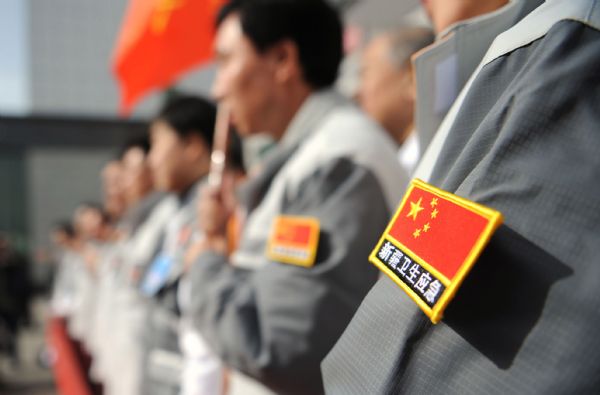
[266,216,320,267]
[370,179,503,323]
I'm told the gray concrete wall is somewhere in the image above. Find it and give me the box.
[25,147,116,255]
[28,0,215,119]
[26,0,423,119]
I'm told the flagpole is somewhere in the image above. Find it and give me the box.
[208,103,231,189]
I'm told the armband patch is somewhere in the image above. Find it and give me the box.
[370,179,503,323]
[266,216,320,268]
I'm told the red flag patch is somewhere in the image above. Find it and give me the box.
[266,216,320,268]
[370,179,503,323]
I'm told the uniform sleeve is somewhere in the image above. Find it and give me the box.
[323,20,600,395]
[187,157,391,395]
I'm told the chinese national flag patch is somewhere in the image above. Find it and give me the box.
[266,216,320,267]
[370,179,503,323]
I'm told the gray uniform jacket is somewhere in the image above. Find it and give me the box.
[102,194,179,395]
[413,0,542,155]
[119,191,166,237]
[188,90,406,395]
[322,0,600,394]
[140,179,205,395]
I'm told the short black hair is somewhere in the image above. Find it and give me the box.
[218,0,343,89]
[155,95,217,149]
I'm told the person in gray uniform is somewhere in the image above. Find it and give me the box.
[137,96,216,395]
[118,136,165,238]
[321,0,600,393]
[88,136,166,388]
[184,1,406,394]
[412,0,541,156]
[358,27,434,175]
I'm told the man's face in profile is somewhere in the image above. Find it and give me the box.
[121,146,153,205]
[358,35,414,144]
[148,120,187,192]
[211,13,277,136]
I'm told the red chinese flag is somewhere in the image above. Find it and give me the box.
[388,183,494,281]
[112,0,225,114]
[274,222,312,245]
[267,216,320,268]
[370,179,503,323]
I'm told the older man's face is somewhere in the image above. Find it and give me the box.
[211,13,278,136]
[358,35,414,144]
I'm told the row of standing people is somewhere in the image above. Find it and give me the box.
[51,0,600,394]
[49,3,431,391]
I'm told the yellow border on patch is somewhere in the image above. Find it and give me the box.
[369,179,503,324]
[266,215,320,268]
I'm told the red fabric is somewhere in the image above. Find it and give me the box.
[274,222,312,246]
[112,0,224,114]
[47,317,92,395]
[388,186,489,281]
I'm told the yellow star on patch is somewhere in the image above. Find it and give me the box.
[430,198,438,207]
[413,228,421,238]
[423,223,430,232]
[431,208,439,219]
[406,197,424,221]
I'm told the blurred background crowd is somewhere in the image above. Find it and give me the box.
[2,0,599,394]
[0,1,428,393]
